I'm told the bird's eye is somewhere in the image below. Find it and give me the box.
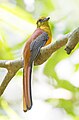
[38,19,43,22]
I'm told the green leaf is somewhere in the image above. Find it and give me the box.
[1,99,22,120]
[44,47,68,80]
[0,40,14,59]
[16,0,26,9]
[73,116,79,120]
[57,80,77,92]
[45,98,59,106]
[58,99,75,115]
[75,64,79,71]
[0,3,34,23]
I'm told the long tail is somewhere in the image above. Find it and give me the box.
[23,63,32,112]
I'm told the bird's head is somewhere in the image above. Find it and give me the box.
[36,17,50,28]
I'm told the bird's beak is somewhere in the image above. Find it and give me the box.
[43,17,50,22]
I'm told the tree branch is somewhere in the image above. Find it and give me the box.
[34,33,69,65]
[0,26,79,96]
[0,59,23,96]
[65,27,79,54]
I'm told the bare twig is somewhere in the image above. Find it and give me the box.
[0,26,79,96]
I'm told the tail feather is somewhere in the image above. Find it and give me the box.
[23,63,32,112]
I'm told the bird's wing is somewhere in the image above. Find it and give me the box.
[30,32,49,64]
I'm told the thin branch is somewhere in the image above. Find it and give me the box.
[0,59,23,96]
[0,70,16,96]
[0,26,79,96]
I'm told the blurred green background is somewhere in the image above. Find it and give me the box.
[0,0,79,120]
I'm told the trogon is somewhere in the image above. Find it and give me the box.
[23,17,52,112]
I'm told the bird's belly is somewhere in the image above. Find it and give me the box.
[45,37,52,45]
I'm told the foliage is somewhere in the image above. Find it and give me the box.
[0,0,79,120]
[0,98,22,120]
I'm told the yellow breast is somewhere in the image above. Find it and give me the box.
[40,25,52,45]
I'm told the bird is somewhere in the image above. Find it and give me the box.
[23,16,52,112]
